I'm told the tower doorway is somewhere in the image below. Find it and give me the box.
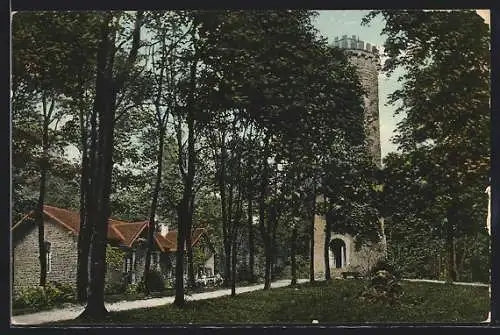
[330,238,347,269]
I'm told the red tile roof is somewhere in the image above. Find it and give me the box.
[12,205,206,251]
[155,228,205,252]
[112,221,149,247]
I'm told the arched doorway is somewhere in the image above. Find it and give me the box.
[330,238,347,269]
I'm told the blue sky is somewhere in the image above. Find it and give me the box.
[312,10,490,159]
[312,10,405,158]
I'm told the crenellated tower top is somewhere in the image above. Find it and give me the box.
[333,35,379,55]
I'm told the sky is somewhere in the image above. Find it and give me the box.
[312,9,490,159]
[312,10,404,159]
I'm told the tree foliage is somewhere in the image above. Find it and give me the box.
[364,10,490,281]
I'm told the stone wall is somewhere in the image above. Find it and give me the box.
[12,221,215,292]
[313,212,385,278]
[12,219,79,292]
[346,49,382,168]
[13,220,133,293]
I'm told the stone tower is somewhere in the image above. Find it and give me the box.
[333,35,382,168]
[312,36,385,279]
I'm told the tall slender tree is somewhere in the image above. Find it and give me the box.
[80,11,143,319]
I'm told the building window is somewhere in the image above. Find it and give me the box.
[124,254,132,273]
[44,241,52,273]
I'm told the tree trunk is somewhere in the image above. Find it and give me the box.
[223,240,231,287]
[445,206,457,282]
[264,204,276,289]
[264,240,272,289]
[77,76,100,303]
[82,63,116,321]
[247,196,255,282]
[144,126,165,295]
[309,182,316,283]
[291,223,297,286]
[271,208,278,280]
[174,39,197,306]
[186,206,196,289]
[80,10,144,319]
[174,200,188,307]
[36,93,55,287]
[258,147,271,290]
[258,194,271,290]
[226,183,235,286]
[230,181,244,295]
[215,130,230,287]
[79,13,113,318]
[219,133,232,288]
[231,238,237,296]
[76,117,91,302]
[144,28,170,293]
[453,236,458,282]
[324,211,332,281]
[36,126,49,287]
[458,236,476,280]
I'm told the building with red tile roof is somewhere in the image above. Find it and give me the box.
[11,205,214,291]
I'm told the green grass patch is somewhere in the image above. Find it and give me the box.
[50,280,489,325]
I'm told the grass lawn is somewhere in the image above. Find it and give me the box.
[51,279,489,325]
[13,283,247,316]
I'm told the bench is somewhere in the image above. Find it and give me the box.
[341,271,361,279]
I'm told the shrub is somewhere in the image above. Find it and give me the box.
[13,282,76,310]
[125,283,141,296]
[13,287,46,310]
[359,269,403,305]
[237,266,256,282]
[140,270,165,293]
[48,281,75,302]
[105,281,126,295]
[164,279,173,289]
[369,258,402,279]
[294,255,310,279]
[105,273,130,295]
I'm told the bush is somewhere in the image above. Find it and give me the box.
[237,266,257,282]
[13,282,76,310]
[105,273,130,295]
[359,269,403,306]
[164,279,173,289]
[105,281,127,295]
[125,283,141,296]
[142,270,165,293]
[369,258,402,279]
[49,281,75,302]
